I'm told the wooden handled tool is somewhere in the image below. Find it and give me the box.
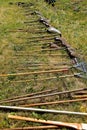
[8,115,87,129]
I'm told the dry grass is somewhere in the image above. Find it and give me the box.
[0,0,87,129]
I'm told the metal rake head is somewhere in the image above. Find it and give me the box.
[74,62,87,73]
[74,73,87,79]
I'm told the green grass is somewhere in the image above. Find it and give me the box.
[0,0,87,129]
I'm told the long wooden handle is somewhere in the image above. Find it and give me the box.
[22,97,87,107]
[73,95,87,98]
[0,88,86,104]
[0,68,69,77]
[1,88,57,102]
[8,115,81,129]
[4,125,59,130]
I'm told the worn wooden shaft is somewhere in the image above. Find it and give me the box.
[8,115,82,129]
[15,51,66,56]
[1,88,57,102]
[16,62,72,67]
[14,54,67,57]
[24,20,39,23]
[22,97,87,107]
[17,62,73,67]
[16,66,69,71]
[0,88,86,104]
[27,37,54,42]
[17,34,57,40]
[16,41,54,45]
[24,23,44,26]
[15,48,65,55]
[25,24,46,28]
[0,68,69,77]
[4,125,59,130]
[10,73,79,84]
[73,95,87,98]
[10,77,57,83]
[23,34,57,39]
[17,27,46,31]
[9,30,46,33]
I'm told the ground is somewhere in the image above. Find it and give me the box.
[0,0,87,129]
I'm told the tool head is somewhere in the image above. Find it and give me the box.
[81,123,87,129]
[74,62,87,73]
[74,73,87,79]
[31,11,42,16]
[54,37,62,42]
[39,17,49,23]
[47,27,61,36]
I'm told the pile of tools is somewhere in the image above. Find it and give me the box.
[0,1,87,129]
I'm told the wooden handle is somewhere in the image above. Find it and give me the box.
[8,115,81,129]
[22,98,87,107]
[0,68,69,77]
[4,125,58,130]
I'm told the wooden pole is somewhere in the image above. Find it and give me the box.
[15,48,65,55]
[4,125,59,130]
[11,76,57,83]
[22,97,87,107]
[1,88,57,102]
[0,68,69,77]
[14,54,67,57]
[8,115,83,129]
[0,88,86,104]
[73,95,87,98]
[20,34,57,39]
[0,89,86,104]
[16,66,68,71]
[10,73,81,84]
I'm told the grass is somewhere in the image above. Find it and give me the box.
[0,0,87,129]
